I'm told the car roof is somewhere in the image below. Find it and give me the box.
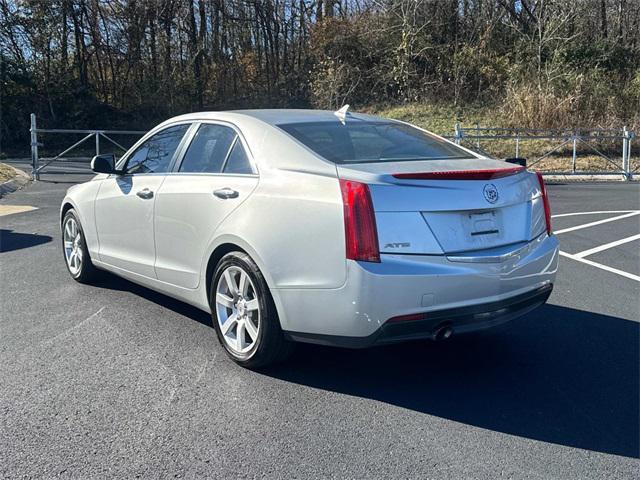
[164,109,388,126]
[230,109,385,125]
[148,109,483,174]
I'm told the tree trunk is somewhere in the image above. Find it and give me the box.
[601,0,608,38]
[188,0,203,109]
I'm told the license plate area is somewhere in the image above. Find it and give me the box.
[423,204,528,253]
[468,211,499,236]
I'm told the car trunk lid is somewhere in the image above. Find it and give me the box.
[336,159,546,255]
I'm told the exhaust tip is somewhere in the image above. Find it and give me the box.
[434,324,453,341]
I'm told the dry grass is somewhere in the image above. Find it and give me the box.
[501,85,579,129]
[366,103,500,136]
[370,103,638,174]
[0,163,18,183]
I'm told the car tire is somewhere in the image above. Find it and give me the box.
[62,209,99,284]
[211,251,294,369]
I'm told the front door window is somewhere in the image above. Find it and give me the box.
[124,124,190,174]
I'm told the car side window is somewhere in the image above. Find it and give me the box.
[124,124,189,174]
[223,140,253,174]
[179,124,237,173]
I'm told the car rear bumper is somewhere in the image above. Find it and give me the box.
[285,283,552,347]
[276,233,559,347]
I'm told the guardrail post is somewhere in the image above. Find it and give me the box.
[95,132,100,156]
[630,132,635,181]
[454,123,461,145]
[30,113,39,181]
[571,132,577,173]
[515,132,520,158]
[475,123,480,149]
[629,131,634,181]
[622,126,630,180]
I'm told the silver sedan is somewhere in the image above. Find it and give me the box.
[60,109,559,368]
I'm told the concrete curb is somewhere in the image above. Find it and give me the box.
[542,174,637,182]
[0,165,31,198]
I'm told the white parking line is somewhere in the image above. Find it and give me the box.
[552,210,638,218]
[554,211,640,235]
[573,233,640,259]
[559,251,640,282]
[552,210,640,281]
[0,205,38,217]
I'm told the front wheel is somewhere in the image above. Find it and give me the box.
[211,252,293,368]
[62,209,99,283]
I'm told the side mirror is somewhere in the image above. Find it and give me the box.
[505,157,527,167]
[91,154,117,174]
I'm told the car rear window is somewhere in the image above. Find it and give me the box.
[277,121,470,164]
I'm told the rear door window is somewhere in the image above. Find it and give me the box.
[222,140,253,174]
[179,124,237,173]
[277,121,471,164]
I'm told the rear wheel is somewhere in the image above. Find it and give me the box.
[211,252,293,368]
[62,209,99,283]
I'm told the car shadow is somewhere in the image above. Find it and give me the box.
[85,273,640,458]
[263,304,639,458]
[91,273,213,327]
[0,229,53,253]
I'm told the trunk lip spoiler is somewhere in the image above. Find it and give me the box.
[392,166,525,180]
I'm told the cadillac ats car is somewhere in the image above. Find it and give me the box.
[60,109,559,368]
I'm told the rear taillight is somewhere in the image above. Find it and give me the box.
[339,179,380,263]
[536,172,552,234]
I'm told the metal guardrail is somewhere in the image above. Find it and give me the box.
[29,113,146,180]
[28,113,636,180]
[450,124,636,180]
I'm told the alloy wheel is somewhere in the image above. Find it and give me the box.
[215,266,261,355]
[63,216,83,275]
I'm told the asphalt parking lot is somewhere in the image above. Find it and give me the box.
[1,171,638,479]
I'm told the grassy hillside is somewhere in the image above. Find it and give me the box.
[368,103,637,174]
[367,103,501,136]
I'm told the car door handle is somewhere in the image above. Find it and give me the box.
[213,188,239,199]
[136,188,154,199]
